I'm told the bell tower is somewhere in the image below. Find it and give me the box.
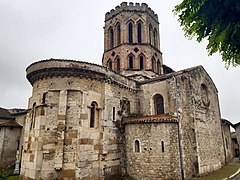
[102,2,163,80]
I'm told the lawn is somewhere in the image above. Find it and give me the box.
[192,162,240,180]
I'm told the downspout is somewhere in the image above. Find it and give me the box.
[173,75,184,180]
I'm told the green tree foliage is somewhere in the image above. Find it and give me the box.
[174,0,240,67]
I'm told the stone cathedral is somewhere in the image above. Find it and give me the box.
[20,2,227,180]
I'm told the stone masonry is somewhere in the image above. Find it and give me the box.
[20,2,228,180]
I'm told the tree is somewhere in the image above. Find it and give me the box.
[174,0,240,67]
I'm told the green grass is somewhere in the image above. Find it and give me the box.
[8,175,19,180]
[192,162,240,180]
[0,166,19,180]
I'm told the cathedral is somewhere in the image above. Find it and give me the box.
[19,2,229,179]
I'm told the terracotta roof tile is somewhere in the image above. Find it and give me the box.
[123,114,177,125]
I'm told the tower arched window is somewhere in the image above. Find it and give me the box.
[153,28,157,47]
[116,58,120,72]
[90,102,98,128]
[154,94,164,115]
[139,55,144,70]
[149,24,152,44]
[152,57,156,72]
[134,140,140,152]
[109,28,114,48]
[157,60,161,74]
[128,22,133,43]
[107,59,113,70]
[116,23,121,45]
[128,55,133,69]
[137,22,142,43]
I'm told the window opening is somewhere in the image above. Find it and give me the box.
[116,58,120,72]
[140,56,144,70]
[153,29,157,47]
[152,57,156,72]
[137,22,142,43]
[149,24,152,44]
[113,107,115,120]
[128,22,133,43]
[108,60,112,70]
[157,60,160,74]
[90,102,97,128]
[161,141,164,152]
[135,140,140,152]
[155,94,164,114]
[116,23,121,45]
[110,28,114,48]
[129,55,133,69]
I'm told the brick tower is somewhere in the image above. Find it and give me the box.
[102,2,163,80]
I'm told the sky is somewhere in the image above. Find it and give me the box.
[0,0,239,124]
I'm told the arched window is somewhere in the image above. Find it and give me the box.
[152,57,156,72]
[107,59,113,70]
[149,24,152,44]
[137,22,142,43]
[128,55,133,69]
[134,140,140,152]
[116,58,120,72]
[90,102,98,128]
[157,60,161,74]
[154,94,164,114]
[128,22,133,43]
[116,23,121,45]
[109,28,114,48]
[139,55,144,70]
[153,28,157,47]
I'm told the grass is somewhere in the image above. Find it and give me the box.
[192,162,240,180]
[0,166,19,180]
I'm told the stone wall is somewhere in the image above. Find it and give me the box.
[167,66,225,178]
[125,122,181,180]
[0,124,22,168]
[21,59,138,179]
[222,121,234,163]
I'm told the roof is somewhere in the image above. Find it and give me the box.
[221,118,234,127]
[0,107,14,120]
[123,114,177,125]
[233,122,240,128]
[0,119,22,127]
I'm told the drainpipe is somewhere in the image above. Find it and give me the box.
[173,75,184,180]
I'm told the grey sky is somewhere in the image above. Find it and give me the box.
[0,0,239,124]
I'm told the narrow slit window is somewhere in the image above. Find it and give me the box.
[129,55,133,69]
[137,22,142,43]
[116,23,121,45]
[161,141,164,152]
[140,56,144,70]
[116,58,120,72]
[128,22,133,43]
[113,107,115,120]
[110,28,114,48]
[90,102,97,128]
[157,60,160,74]
[135,140,140,152]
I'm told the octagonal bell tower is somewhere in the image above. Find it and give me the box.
[102,2,163,80]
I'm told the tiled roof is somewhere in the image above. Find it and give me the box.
[0,119,22,127]
[0,107,14,119]
[123,114,177,125]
